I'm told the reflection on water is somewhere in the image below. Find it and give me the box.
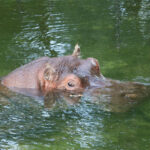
[14,1,72,63]
[0,80,150,149]
[14,11,70,58]
[0,88,106,149]
[0,0,150,149]
[138,0,150,41]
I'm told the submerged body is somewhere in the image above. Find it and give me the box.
[1,45,150,111]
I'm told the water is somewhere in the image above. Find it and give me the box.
[0,0,150,149]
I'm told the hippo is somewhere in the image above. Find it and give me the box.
[1,44,102,96]
[1,44,150,111]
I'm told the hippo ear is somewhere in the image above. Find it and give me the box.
[87,58,101,77]
[72,44,80,57]
[44,63,55,81]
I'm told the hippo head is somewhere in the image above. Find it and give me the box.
[1,44,107,98]
[40,44,105,94]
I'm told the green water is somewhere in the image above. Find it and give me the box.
[0,0,150,149]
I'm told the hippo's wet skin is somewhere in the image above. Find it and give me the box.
[1,45,150,112]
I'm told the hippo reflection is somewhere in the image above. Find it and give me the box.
[43,82,150,112]
[1,44,150,112]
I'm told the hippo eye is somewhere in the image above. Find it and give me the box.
[68,82,75,87]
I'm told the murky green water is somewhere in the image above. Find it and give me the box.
[0,0,150,149]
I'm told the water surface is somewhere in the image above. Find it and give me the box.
[0,0,150,149]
